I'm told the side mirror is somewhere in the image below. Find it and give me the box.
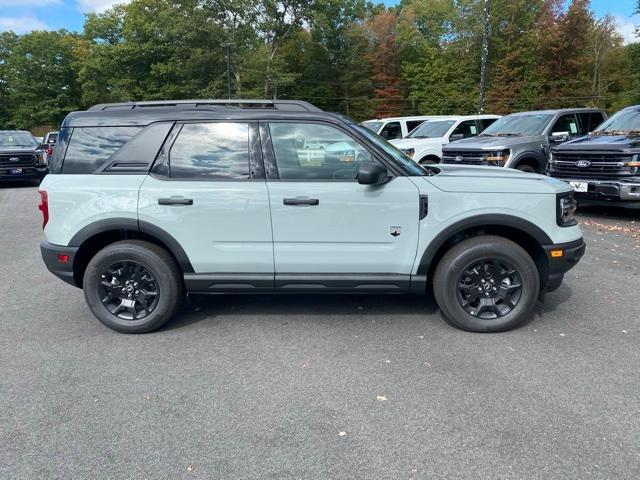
[551,131,570,143]
[449,133,465,142]
[357,162,388,185]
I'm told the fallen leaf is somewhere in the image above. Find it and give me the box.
[376,395,387,402]
[187,465,194,473]
[338,431,347,436]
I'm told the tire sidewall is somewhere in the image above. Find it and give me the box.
[435,239,539,332]
[83,243,180,333]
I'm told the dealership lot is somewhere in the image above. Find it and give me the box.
[1,183,639,479]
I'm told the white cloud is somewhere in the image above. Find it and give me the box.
[615,15,639,45]
[0,0,61,5]
[76,0,130,13]
[0,15,49,33]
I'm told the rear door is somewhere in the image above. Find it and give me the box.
[138,121,274,290]
[262,121,421,291]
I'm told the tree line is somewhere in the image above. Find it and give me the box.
[0,0,639,131]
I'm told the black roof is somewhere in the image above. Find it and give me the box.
[62,99,351,128]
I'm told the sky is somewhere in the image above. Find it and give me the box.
[0,0,637,44]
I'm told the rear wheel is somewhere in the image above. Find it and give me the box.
[83,240,183,333]
[433,235,539,332]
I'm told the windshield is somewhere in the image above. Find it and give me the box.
[408,120,456,139]
[355,125,429,176]
[361,121,382,133]
[482,114,553,136]
[0,131,38,148]
[594,108,640,134]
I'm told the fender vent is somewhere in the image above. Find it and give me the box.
[419,195,428,220]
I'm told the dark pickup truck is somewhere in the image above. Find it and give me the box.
[0,130,48,183]
[547,105,640,208]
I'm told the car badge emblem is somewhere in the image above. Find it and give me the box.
[575,160,591,168]
[390,226,401,237]
[9,157,19,162]
[455,155,464,162]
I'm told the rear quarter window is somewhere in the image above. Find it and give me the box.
[61,127,142,174]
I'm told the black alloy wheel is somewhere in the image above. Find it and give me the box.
[99,261,160,320]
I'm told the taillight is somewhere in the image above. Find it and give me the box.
[38,190,49,229]
[47,146,53,157]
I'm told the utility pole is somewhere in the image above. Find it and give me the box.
[478,0,490,113]
[221,42,234,99]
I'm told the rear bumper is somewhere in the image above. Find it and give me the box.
[0,166,48,181]
[40,241,80,287]
[542,238,586,292]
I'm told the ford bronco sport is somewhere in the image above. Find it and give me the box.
[39,99,585,334]
[547,105,640,208]
[442,108,606,173]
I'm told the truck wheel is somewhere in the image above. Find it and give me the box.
[433,235,539,332]
[516,164,536,173]
[83,240,183,333]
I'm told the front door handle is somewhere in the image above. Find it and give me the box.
[283,198,319,206]
[158,198,193,206]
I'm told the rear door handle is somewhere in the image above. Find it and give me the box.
[283,198,319,206]
[158,198,193,206]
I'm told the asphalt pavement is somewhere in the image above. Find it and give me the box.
[1,183,638,479]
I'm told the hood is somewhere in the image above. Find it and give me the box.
[424,164,570,194]
[444,134,542,151]
[556,134,640,152]
[0,145,40,153]
[391,137,445,148]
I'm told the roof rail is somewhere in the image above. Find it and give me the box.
[87,99,322,112]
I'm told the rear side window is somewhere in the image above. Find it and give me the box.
[169,122,250,180]
[578,112,605,133]
[62,127,141,174]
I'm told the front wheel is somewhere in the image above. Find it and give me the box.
[515,164,536,173]
[433,235,540,332]
[83,240,183,333]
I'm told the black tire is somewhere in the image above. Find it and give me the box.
[419,157,439,165]
[433,235,540,333]
[83,240,183,333]
[515,164,536,173]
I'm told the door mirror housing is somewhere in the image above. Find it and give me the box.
[551,131,570,143]
[357,162,388,185]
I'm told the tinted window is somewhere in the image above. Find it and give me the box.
[62,127,141,174]
[479,118,497,130]
[451,120,478,139]
[269,123,374,180]
[406,120,425,133]
[170,123,250,180]
[578,112,605,133]
[552,114,579,135]
[380,122,402,140]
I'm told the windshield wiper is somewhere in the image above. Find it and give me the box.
[409,135,432,139]
[492,132,522,137]
[593,129,640,136]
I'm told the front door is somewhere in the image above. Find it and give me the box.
[138,121,273,290]
[263,121,421,291]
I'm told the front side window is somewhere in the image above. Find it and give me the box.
[379,121,402,140]
[269,123,374,180]
[451,120,478,139]
[62,127,141,174]
[170,123,250,179]
[552,114,579,135]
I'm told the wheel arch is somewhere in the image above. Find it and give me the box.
[69,218,194,287]
[417,214,551,288]
[511,152,546,172]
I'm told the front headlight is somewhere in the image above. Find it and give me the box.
[484,149,510,167]
[35,152,47,166]
[557,192,577,227]
[401,148,415,158]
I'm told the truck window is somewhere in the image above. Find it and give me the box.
[551,115,579,136]
[62,127,141,174]
[451,120,478,139]
[406,120,424,133]
[577,112,605,133]
[379,122,402,140]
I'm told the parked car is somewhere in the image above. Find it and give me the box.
[42,131,59,160]
[0,130,48,183]
[442,108,606,173]
[39,99,584,334]
[361,116,440,141]
[547,105,640,208]
[389,115,501,165]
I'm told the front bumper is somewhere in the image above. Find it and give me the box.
[553,177,640,207]
[0,166,48,182]
[40,241,80,287]
[542,238,586,292]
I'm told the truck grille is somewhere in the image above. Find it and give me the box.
[442,150,486,165]
[0,153,36,167]
[551,151,635,177]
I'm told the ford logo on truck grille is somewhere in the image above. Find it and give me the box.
[455,155,464,162]
[575,160,591,168]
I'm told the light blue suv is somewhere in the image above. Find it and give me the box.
[39,100,585,333]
